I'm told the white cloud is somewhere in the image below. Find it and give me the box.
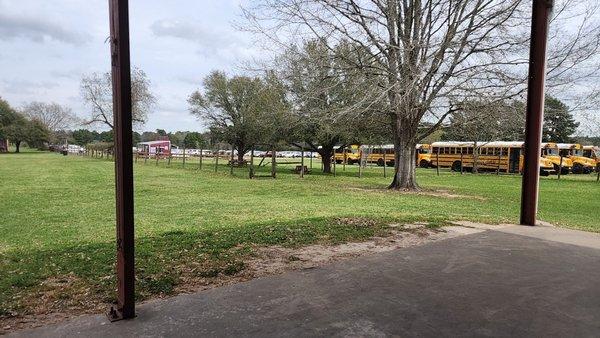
[0,12,89,45]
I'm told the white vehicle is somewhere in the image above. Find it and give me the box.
[67,144,85,154]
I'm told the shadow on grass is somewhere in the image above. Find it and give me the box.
[0,214,446,318]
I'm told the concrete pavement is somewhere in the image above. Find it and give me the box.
[12,225,600,337]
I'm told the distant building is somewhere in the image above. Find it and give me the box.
[137,140,171,157]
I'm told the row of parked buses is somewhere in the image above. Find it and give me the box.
[332,142,600,175]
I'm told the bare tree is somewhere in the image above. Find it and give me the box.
[244,0,600,190]
[80,67,155,130]
[21,102,76,132]
[444,99,525,172]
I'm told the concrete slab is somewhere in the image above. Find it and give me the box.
[11,230,600,337]
[497,224,600,250]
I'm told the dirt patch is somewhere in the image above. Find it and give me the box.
[348,187,486,200]
[1,275,107,334]
[1,224,472,334]
[245,225,467,275]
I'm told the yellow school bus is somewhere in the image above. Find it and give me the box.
[583,145,600,172]
[357,144,432,167]
[333,145,362,164]
[416,144,432,168]
[359,144,395,166]
[583,145,599,163]
[430,141,555,175]
[557,143,597,174]
[540,143,573,174]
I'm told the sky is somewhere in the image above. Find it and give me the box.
[0,0,259,132]
[0,1,598,136]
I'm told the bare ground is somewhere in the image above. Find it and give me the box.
[0,223,492,334]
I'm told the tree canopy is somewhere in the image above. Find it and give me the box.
[189,71,289,162]
[543,96,579,143]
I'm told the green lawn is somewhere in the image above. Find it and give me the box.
[0,151,598,319]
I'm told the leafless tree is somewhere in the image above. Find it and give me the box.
[80,67,155,130]
[244,0,600,190]
[21,101,76,132]
[444,99,525,172]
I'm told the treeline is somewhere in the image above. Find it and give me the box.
[0,98,51,153]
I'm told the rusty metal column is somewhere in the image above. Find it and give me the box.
[520,0,553,226]
[107,0,135,320]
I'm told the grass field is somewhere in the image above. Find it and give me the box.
[1,150,599,320]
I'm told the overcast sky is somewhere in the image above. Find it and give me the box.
[0,0,258,132]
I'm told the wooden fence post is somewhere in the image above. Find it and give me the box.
[342,146,346,172]
[497,149,502,175]
[558,156,563,180]
[199,149,203,170]
[249,149,255,179]
[382,145,387,178]
[215,148,219,172]
[182,148,186,168]
[230,145,234,175]
[436,149,440,176]
[358,149,363,178]
[333,152,337,177]
[271,147,277,178]
[300,144,305,178]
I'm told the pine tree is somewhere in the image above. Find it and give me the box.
[543,96,579,143]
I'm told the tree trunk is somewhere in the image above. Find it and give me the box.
[318,147,334,174]
[15,141,21,153]
[237,148,245,163]
[388,115,419,190]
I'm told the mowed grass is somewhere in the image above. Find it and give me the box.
[0,151,598,318]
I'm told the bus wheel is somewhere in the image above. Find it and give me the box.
[347,159,354,165]
[419,160,430,168]
[572,163,583,174]
[451,161,462,172]
[377,158,385,166]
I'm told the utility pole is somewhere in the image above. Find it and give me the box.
[107,0,135,321]
[520,0,553,226]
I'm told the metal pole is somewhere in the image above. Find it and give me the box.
[520,0,553,226]
[249,149,255,179]
[107,0,135,321]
